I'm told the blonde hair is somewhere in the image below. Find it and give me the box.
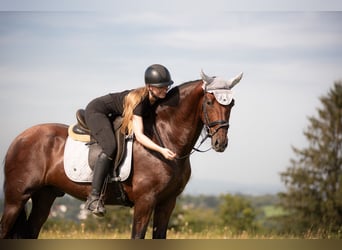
[121,87,149,134]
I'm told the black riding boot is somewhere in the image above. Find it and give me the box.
[85,152,112,217]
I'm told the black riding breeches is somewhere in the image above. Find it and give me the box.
[85,112,117,157]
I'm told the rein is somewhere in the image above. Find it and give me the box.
[153,85,230,160]
[152,123,211,160]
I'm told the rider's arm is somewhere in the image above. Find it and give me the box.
[132,115,176,160]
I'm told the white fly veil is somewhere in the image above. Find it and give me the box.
[201,70,243,105]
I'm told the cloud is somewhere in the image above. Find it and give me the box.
[147,12,342,53]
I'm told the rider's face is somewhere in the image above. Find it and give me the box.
[148,85,170,100]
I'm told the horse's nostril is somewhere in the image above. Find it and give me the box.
[212,138,228,152]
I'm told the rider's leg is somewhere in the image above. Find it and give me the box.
[85,152,112,216]
[84,110,117,216]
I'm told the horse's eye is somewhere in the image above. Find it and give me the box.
[207,100,213,106]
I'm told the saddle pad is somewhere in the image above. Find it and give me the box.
[63,137,132,182]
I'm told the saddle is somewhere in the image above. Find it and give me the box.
[69,109,128,177]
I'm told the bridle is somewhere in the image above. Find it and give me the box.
[153,86,231,160]
[202,90,230,139]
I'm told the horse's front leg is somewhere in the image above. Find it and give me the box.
[152,197,177,239]
[131,197,155,239]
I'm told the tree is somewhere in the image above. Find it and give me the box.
[279,81,342,235]
[169,195,220,233]
[219,194,258,234]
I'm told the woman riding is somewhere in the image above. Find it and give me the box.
[84,64,177,216]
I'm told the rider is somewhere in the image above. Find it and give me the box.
[84,64,177,216]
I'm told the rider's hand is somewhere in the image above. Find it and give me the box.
[160,148,177,160]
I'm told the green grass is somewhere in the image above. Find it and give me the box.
[262,205,287,217]
[39,227,332,239]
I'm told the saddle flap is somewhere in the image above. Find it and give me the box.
[69,111,127,173]
[87,116,127,172]
[113,117,126,170]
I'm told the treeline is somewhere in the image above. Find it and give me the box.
[171,193,285,235]
[0,193,286,236]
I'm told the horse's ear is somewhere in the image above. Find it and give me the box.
[229,72,243,89]
[200,69,214,85]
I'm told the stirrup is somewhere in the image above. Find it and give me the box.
[85,195,106,217]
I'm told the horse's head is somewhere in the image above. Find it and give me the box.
[200,70,243,152]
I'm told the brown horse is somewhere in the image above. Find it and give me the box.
[0,71,242,239]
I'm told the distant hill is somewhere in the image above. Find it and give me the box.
[184,178,284,196]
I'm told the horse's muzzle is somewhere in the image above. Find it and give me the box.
[212,136,228,152]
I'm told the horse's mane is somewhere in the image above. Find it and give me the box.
[176,79,202,90]
[156,79,202,109]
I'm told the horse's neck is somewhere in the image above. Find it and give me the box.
[156,81,204,154]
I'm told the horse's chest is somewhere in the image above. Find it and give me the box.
[165,163,191,193]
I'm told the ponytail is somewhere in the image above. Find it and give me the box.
[121,87,149,134]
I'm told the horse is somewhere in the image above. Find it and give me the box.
[0,70,242,239]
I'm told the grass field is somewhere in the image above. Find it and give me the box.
[16,230,342,250]
[38,227,331,239]
[38,230,275,239]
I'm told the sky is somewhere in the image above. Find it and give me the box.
[1,1,342,195]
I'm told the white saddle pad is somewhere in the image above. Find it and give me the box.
[63,137,132,182]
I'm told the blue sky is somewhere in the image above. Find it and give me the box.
[1,2,342,195]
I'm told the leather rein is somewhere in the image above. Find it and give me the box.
[153,86,230,160]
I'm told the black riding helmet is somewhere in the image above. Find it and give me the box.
[144,64,174,87]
